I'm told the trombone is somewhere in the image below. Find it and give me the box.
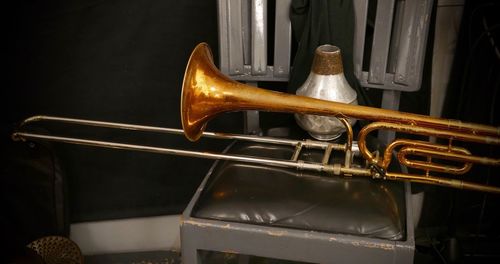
[12,43,500,193]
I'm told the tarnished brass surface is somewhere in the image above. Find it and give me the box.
[182,43,500,142]
[383,139,473,175]
[357,122,500,169]
[12,42,500,194]
[311,45,344,75]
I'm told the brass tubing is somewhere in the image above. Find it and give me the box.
[181,43,500,142]
[19,115,184,133]
[358,122,500,165]
[16,115,344,150]
[397,147,473,175]
[338,118,353,151]
[385,172,500,194]
[291,142,303,162]
[12,132,334,174]
[404,147,499,166]
[322,144,334,165]
[381,139,471,169]
[12,131,500,193]
[338,118,354,168]
[380,138,483,175]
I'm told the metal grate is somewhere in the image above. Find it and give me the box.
[27,236,83,264]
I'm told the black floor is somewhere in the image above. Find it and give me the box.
[84,248,499,264]
[85,251,181,264]
[83,250,443,264]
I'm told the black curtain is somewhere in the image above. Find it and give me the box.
[4,0,240,223]
[423,1,500,263]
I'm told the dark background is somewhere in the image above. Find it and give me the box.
[2,0,500,263]
[4,0,243,222]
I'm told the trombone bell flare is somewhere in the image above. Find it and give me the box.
[181,42,213,142]
[181,44,500,143]
[181,42,259,141]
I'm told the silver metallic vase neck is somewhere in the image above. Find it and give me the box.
[312,45,343,75]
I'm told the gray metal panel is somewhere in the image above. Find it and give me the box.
[243,82,262,135]
[273,0,292,79]
[379,90,402,151]
[394,0,433,90]
[181,156,231,264]
[353,0,369,79]
[217,0,229,74]
[183,218,400,264]
[368,0,395,85]
[353,0,434,92]
[394,0,416,85]
[398,181,416,263]
[387,0,406,73]
[251,0,267,75]
[227,0,245,75]
[219,0,291,82]
[244,110,261,135]
[241,0,252,65]
[359,72,401,90]
[228,66,289,82]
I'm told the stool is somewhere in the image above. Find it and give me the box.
[181,140,415,263]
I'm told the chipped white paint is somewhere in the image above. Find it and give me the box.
[184,220,232,230]
[266,230,287,236]
[350,241,395,251]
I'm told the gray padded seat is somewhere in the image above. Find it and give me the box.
[192,140,406,241]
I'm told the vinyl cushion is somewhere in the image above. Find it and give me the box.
[192,140,406,240]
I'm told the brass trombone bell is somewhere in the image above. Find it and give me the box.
[181,43,500,142]
[12,42,500,194]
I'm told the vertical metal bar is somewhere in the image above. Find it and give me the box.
[291,142,303,162]
[243,81,261,134]
[352,0,368,79]
[243,111,261,134]
[393,0,415,85]
[379,90,401,144]
[381,0,404,143]
[241,0,252,65]
[273,0,292,78]
[394,0,433,89]
[217,0,229,73]
[251,0,267,75]
[338,118,354,168]
[368,0,395,84]
[344,149,353,169]
[387,0,405,73]
[227,0,244,75]
[322,145,334,165]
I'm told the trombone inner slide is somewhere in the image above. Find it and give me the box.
[12,114,500,194]
[12,115,366,177]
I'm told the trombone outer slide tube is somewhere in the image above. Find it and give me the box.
[13,132,500,194]
[12,132,339,174]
